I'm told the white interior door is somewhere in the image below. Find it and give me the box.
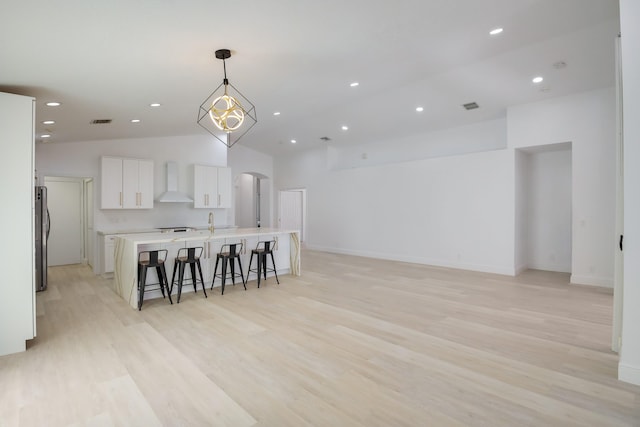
[45,177,83,266]
[280,190,304,241]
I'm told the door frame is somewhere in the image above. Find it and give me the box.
[44,176,92,266]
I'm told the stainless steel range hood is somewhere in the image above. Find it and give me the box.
[156,162,193,203]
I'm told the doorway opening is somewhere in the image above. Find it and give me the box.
[515,143,572,274]
[235,172,271,228]
[43,176,94,267]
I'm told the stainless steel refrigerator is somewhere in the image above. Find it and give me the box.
[35,186,50,291]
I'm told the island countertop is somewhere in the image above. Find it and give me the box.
[115,227,297,244]
[112,227,301,309]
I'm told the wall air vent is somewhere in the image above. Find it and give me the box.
[320,136,332,141]
[90,119,112,124]
[462,102,479,110]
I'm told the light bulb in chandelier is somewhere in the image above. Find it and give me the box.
[209,89,245,132]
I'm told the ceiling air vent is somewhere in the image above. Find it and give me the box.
[90,119,112,124]
[320,136,332,142]
[462,102,479,110]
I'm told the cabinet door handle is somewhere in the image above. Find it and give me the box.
[119,192,123,206]
[218,194,221,206]
[139,192,142,206]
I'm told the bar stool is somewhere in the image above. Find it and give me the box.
[247,239,279,288]
[137,249,173,311]
[211,242,246,295]
[170,247,207,303]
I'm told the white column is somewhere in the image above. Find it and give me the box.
[619,0,640,386]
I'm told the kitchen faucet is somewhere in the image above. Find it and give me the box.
[208,211,215,234]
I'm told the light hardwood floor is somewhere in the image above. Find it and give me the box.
[1,250,639,426]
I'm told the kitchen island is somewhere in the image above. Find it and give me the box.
[113,228,300,309]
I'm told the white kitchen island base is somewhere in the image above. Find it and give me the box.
[113,228,300,309]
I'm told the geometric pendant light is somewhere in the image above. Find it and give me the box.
[197,49,257,148]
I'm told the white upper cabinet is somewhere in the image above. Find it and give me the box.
[193,165,232,209]
[101,157,154,209]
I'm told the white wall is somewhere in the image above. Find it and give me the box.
[328,118,506,170]
[36,134,273,271]
[276,145,516,275]
[619,0,640,386]
[275,87,615,283]
[508,88,616,286]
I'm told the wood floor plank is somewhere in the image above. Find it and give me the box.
[1,250,639,426]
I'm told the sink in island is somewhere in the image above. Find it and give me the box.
[113,227,300,309]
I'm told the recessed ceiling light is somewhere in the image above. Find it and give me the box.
[273,112,281,116]
[350,82,359,87]
[150,103,161,107]
[131,119,141,123]
[42,120,55,125]
[489,28,503,35]
[416,107,424,112]
[41,134,51,138]
[45,102,61,107]
[341,125,349,131]
[532,76,544,83]
[291,139,297,144]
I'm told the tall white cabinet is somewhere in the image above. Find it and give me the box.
[101,157,154,209]
[0,92,36,356]
[193,165,232,208]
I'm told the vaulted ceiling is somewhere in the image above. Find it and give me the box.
[0,0,620,156]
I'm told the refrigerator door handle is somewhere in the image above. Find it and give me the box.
[46,208,51,239]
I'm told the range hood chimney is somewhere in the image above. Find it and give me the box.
[156,162,193,203]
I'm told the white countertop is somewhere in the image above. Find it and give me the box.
[114,227,299,244]
[97,225,238,236]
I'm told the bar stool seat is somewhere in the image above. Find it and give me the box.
[170,247,207,303]
[212,242,246,295]
[137,249,173,311]
[247,239,279,288]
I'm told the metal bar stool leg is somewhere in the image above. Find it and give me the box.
[211,256,220,290]
[138,266,147,311]
[170,258,178,294]
[196,259,207,298]
[221,256,227,295]
[189,262,198,293]
[237,256,247,289]
[269,251,280,284]
[177,261,185,303]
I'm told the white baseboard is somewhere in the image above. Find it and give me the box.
[619,362,640,386]
[527,262,571,274]
[305,244,516,276]
[570,274,614,288]
[514,263,528,276]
